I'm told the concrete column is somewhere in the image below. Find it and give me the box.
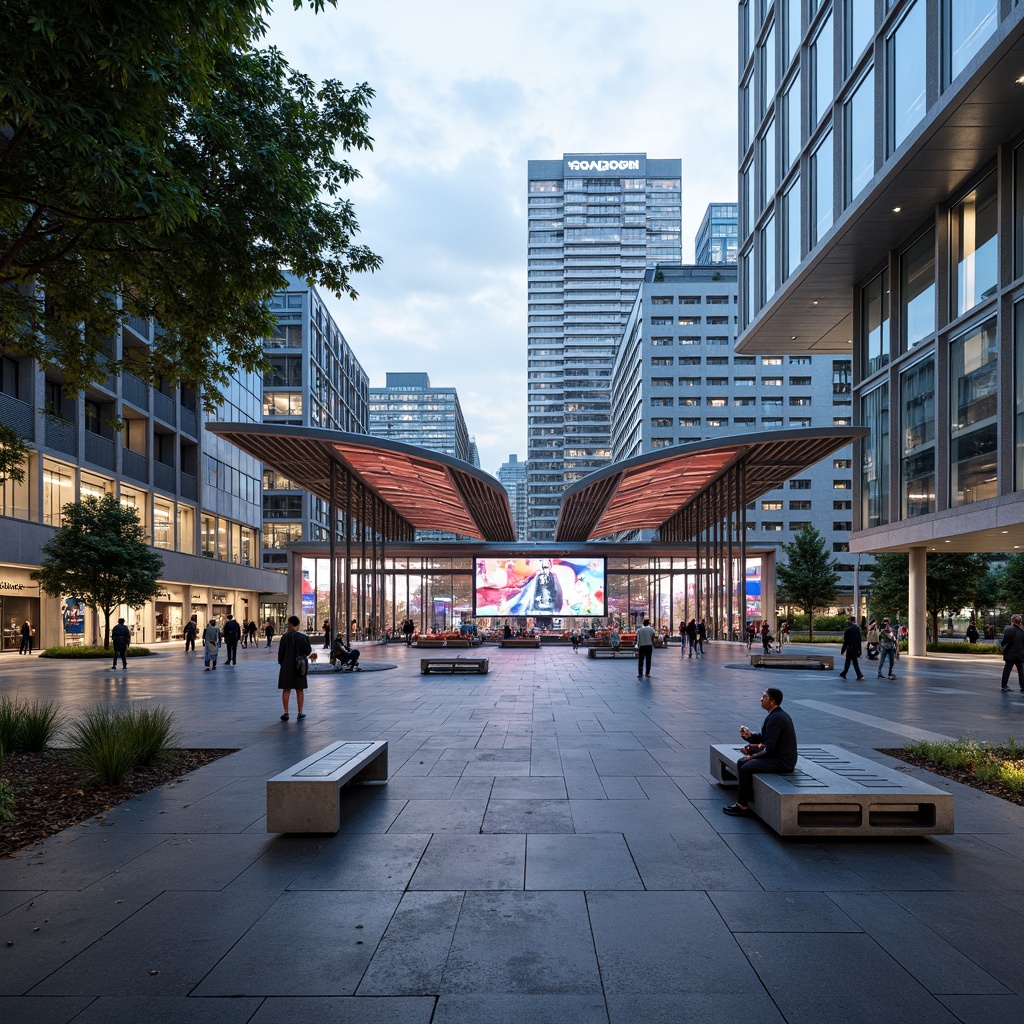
[908,546,927,657]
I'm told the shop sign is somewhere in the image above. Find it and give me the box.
[0,580,27,591]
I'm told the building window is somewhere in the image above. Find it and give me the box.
[761,120,777,212]
[845,69,874,205]
[888,0,927,153]
[785,0,802,66]
[812,127,834,244]
[763,521,784,531]
[760,18,777,120]
[950,317,998,506]
[1015,143,1024,281]
[790,500,812,510]
[901,229,936,350]
[833,500,852,510]
[791,479,812,489]
[901,357,935,517]
[812,8,834,126]
[860,383,889,528]
[762,501,784,511]
[761,213,776,302]
[946,0,998,82]
[862,270,890,376]
[784,74,801,171]
[1016,301,1024,489]
[833,458,852,469]
[950,171,998,320]
[846,0,875,74]
[783,177,801,279]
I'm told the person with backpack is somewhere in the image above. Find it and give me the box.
[999,613,1024,692]
[278,615,313,720]
[877,618,898,679]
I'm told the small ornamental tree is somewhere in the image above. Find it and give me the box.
[0,424,28,485]
[32,495,163,648]
[776,525,840,641]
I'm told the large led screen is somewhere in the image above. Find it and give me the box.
[474,558,606,617]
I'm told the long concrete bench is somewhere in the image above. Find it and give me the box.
[267,739,388,833]
[499,638,541,648]
[750,653,834,670]
[421,657,489,675]
[709,742,953,837]
[588,647,638,659]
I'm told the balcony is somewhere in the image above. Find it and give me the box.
[84,431,115,471]
[122,373,149,410]
[122,448,149,483]
[44,417,77,457]
[154,461,175,493]
[0,392,33,441]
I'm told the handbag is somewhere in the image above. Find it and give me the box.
[295,655,308,676]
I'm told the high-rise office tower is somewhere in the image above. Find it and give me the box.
[368,372,472,463]
[497,454,528,542]
[526,153,682,540]
[694,203,739,265]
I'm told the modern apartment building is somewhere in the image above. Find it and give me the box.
[695,203,740,265]
[526,153,682,540]
[610,263,860,599]
[368,373,472,463]
[262,273,369,578]
[0,316,279,651]
[735,0,1024,651]
[497,453,529,542]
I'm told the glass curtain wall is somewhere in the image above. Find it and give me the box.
[950,317,998,505]
[861,385,890,528]
[900,358,936,517]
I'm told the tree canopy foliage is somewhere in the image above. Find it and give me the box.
[32,494,164,648]
[0,0,380,410]
[776,525,839,640]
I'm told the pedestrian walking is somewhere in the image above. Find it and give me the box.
[839,615,864,680]
[223,613,241,665]
[636,617,655,678]
[999,613,1024,692]
[278,615,313,720]
[111,617,130,669]
[203,620,221,671]
[685,618,697,658]
[322,619,331,649]
[183,615,198,653]
[696,619,707,658]
[679,620,687,657]
[19,620,32,655]
[264,619,275,648]
[247,619,258,647]
[571,627,580,652]
[877,618,898,679]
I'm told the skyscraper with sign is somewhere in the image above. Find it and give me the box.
[526,153,682,540]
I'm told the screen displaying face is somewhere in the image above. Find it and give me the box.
[474,558,606,617]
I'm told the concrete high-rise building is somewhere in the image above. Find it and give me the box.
[526,153,682,540]
[611,263,860,598]
[735,0,1024,648]
[262,273,369,581]
[368,372,472,463]
[694,203,739,265]
[497,454,528,542]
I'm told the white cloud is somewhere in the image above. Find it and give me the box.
[266,0,737,475]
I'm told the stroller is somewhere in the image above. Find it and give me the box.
[330,637,361,672]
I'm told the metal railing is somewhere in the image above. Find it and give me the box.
[122,448,149,483]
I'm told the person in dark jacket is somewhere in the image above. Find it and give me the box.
[111,617,131,669]
[999,613,1024,692]
[723,687,798,816]
[222,614,241,665]
[183,615,198,653]
[839,615,865,680]
[19,620,32,655]
[277,615,313,720]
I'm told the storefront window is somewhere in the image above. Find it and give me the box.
[119,484,148,532]
[177,504,195,554]
[950,317,998,505]
[202,514,216,558]
[80,470,113,502]
[241,527,256,567]
[153,498,173,550]
[861,384,890,528]
[0,453,31,521]
[42,458,74,526]
[862,270,890,376]
[901,229,936,351]
[951,171,998,319]
[901,358,935,517]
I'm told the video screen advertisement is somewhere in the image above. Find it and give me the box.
[474,558,606,617]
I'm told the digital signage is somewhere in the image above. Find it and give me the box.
[474,557,606,617]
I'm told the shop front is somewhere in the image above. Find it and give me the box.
[0,569,41,653]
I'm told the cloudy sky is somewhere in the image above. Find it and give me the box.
[265,0,739,476]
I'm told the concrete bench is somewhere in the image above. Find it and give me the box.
[414,639,454,648]
[750,653,834,670]
[588,647,638,659]
[709,742,953,837]
[421,657,489,675]
[267,740,388,833]
[499,639,541,648]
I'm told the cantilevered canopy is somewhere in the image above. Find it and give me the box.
[207,423,516,542]
[555,427,868,542]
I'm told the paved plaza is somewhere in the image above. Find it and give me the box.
[1,639,1023,1024]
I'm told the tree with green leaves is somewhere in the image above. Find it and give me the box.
[867,551,989,641]
[998,554,1024,618]
[0,0,380,411]
[32,495,163,649]
[776,525,840,641]
[0,425,28,485]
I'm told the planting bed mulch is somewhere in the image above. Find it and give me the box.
[881,748,1024,808]
[0,747,237,857]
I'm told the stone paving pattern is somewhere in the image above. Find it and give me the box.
[2,640,1023,1023]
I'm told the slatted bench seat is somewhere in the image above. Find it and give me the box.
[750,653,834,670]
[267,740,388,833]
[587,647,638,659]
[709,742,953,837]
[420,657,489,675]
[499,639,541,648]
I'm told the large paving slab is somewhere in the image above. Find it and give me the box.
[2,640,1024,1021]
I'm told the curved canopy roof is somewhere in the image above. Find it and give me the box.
[207,423,516,542]
[555,427,868,542]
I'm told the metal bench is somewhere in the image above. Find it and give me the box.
[750,653,834,670]
[587,647,638,659]
[709,742,953,837]
[421,657,489,675]
[267,740,388,833]
[499,639,541,648]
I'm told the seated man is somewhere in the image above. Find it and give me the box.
[330,636,361,671]
[723,687,798,817]
[608,626,621,651]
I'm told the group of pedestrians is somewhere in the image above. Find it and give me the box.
[680,618,707,658]
[840,615,900,680]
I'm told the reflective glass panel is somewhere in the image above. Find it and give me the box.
[900,229,935,350]
[862,270,890,376]
[784,177,801,279]
[1017,301,1024,489]
[1016,142,1024,281]
[813,9,834,124]
[761,119,776,206]
[762,212,777,302]
[948,0,998,80]
[901,359,935,517]
[847,0,875,72]
[786,0,802,65]
[951,171,998,319]
[845,70,874,204]
[950,317,998,506]
[889,0,926,151]
[861,384,890,528]
[785,73,802,169]
[761,19,776,117]
[812,127,834,244]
